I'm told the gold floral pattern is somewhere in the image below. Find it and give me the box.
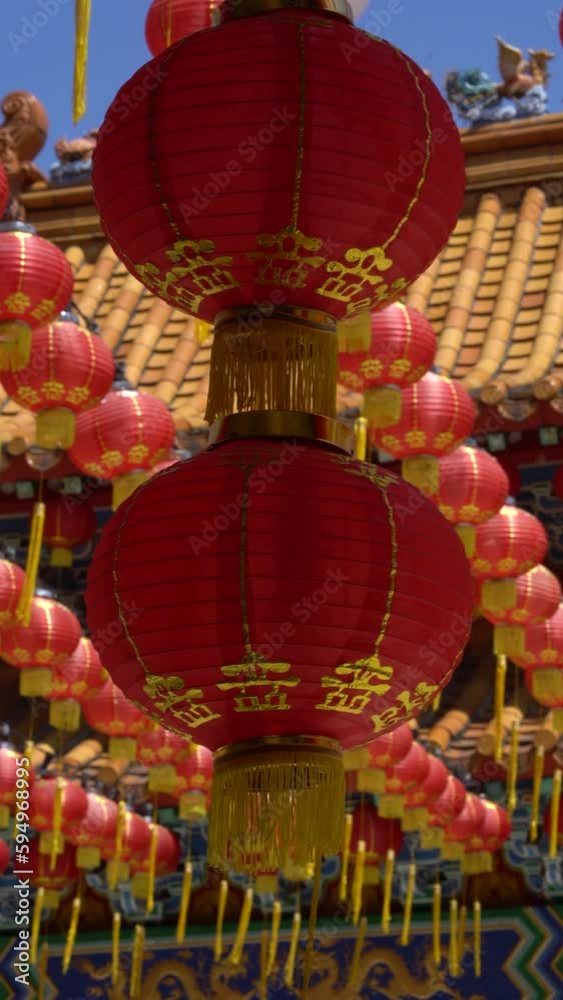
[4,291,30,313]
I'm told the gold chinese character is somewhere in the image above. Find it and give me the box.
[217,659,300,712]
[143,673,220,729]
[247,227,326,289]
[317,658,393,714]
[370,682,439,733]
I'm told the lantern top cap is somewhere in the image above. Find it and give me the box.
[213,0,353,27]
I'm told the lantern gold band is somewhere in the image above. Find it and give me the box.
[214,0,353,27]
[209,410,354,453]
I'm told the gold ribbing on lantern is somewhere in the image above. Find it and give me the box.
[432,882,441,967]
[449,899,459,977]
[16,501,45,626]
[145,823,158,914]
[30,886,44,963]
[494,655,507,763]
[229,887,254,966]
[549,768,562,858]
[129,924,145,998]
[530,746,545,843]
[176,861,193,944]
[112,912,121,986]
[381,849,395,933]
[205,307,338,424]
[49,776,64,871]
[0,321,32,371]
[303,853,322,1000]
[349,916,367,989]
[284,911,301,987]
[109,801,126,890]
[474,900,481,977]
[339,813,353,902]
[62,893,81,973]
[73,0,91,123]
[400,863,416,946]
[351,839,366,926]
[214,878,228,959]
[267,900,282,975]
[506,719,519,817]
[354,417,368,460]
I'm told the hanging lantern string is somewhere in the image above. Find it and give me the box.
[354,417,368,461]
[266,900,281,975]
[339,813,353,903]
[73,0,92,123]
[549,768,562,859]
[30,886,45,963]
[381,849,395,934]
[530,746,544,843]
[494,655,507,763]
[16,488,46,626]
[400,863,416,946]
[129,924,145,999]
[214,878,228,960]
[229,886,253,966]
[506,719,519,818]
[473,899,481,978]
[259,929,268,1000]
[302,852,322,1000]
[284,910,301,988]
[112,911,121,987]
[62,890,81,974]
[49,776,64,872]
[351,839,366,926]
[146,822,159,915]
[349,915,367,989]
[176,861,193,945]
[432,881,441,968]
[109,801,126,891]
[448,898,459,977]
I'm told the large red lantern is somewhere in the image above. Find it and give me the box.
[352,724,414,793]
[377,740,429,818]
[337,304,436,428]
[0,225,74,371]
[145,0,219,55]
[0,317,115,449]
[0,163,8,219]
[0,560,26,628]
[41,492,98,567]
[69,388,176,508]
[1,597,82,698]
[525,664,563,733]
[476,565,561,659]
[371,372,476,494]
[45,637,107,732]
[29,776,88,858]
[470,504,548,611]
[28,840,78,908]
[81,678,148,758]
[401,753,449,831]
[65,792,118,869]
[433,444,509,557]
[0,746,35,828]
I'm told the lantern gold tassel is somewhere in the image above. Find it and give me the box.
[337,311,371,352]
[507,719,519,817]
[349,915,367,989]
[259,929,268,1000]
[267,900,282,975]
[214,878,228,959]
[381,849,395,934]
[549,768,562,858]
[481,578,516,612]
[49,776,64,872]
[112,912,121,986]
[146,823,158,915]
[62,893,81,974]
[229,887,254,966]
[16,501,45,627]
[284,911,301,988]
[339,813,353,902]
[432,882,441,967]
[494,655,507,763]
[176,861,193,944]
[73,0,91,123]
[36,408,76,451]
[457,903,467,962]
[30,886,44,963]
[303,853,322,1000]
[109,802,126,891]
[37,942,48,1000]
[129,924,145,998]
[0,320,32,371]
[455,524,475,559]
[449,899,459,977]
[400,863,416,946]
[401,455,439,496]
[530,746,544,843]
[354,417,368,461]
[473,901,481,978]
[351,839,366,926]
[363,386,402,428]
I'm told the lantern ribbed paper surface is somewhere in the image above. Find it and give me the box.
[1,597,81,668]
[435,446,508,525]
[471,505,548,580]
[476,565,561,626]
[0,560,25,627]
[42,493,98,567]
[47,637,107,702]
[145,0,219,55]
[29,777,88,832]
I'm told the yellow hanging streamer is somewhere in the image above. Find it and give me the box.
[214,878,228,959]
[17,502,45,626]
[354,417,368,461]
[507,720,519,817]
[473,901,481,978]
[37,942,48,1000]
[49,776,64,872]
[229,887,254,966]
[176,861,193,944]
[267,900,281,975]
[457,904,467,963]
[110,802,126,891]
[349,916,367,989]
[432,882,441,967]
[303,853,322,1000]
[73,0,92,123]
[112,912,121,986]
[284,911,301,987]
[448,899,459,977]
[381,849,395,933]
[62,894,81,973]
[146,823,158,915]
[30,886,44,963]
[400,863,416,946]
[259,929,268,1000]
[351,839,366,925]
[549,768,562,858]
[130,924,145,998]
[530,746,545,843]
[494,655,507,763]
[339,813,353,902]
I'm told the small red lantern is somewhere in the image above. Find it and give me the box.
[1,596,82,698]
[349,802,403,885]
[433,444,509,557]
[0,225,74,371]
[145,0,219,55]
[150,743,213,821]
[0,316,115,449]
[29,776,88,859]
[420,774,466,849]
[338,304,436,428]
[81,678,148,759]
[42,492,98,567]
[525,664,563,733]
[136,723,193,793]
[65,792,118,870]
[401,753,449,831]
[129,823,181,902]
[442,792,487,861]
[371,372,476,494]
[352,724,414,793]
[0,560,26,628]
[45,637,107,732]
[470,504,548,611]
[100,805,152,885]
[69,388,176,508]
[0,163,8,219]
[29,840,78,908]
[0,746,35,829]
[378,741,430,819]
[0,837,9,875]
[476,565,561,660]
[462,800,511,874]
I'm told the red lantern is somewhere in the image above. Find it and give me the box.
[130,824,180,878]
[81,678,148,759]
[0,317,115,449]
[0,225,74,371]
[0,837,9,875]
[145,0,219,55]
[1,596,82,698]
[525,664,563,733]
[433,445,509,557]
[28,840,78,908]
[420,774,466,849]
[29,776,88,859]
[337,304,436,428]
[65,792,118,869]
[442,792,487,861]
[462,800,511,874]
[0,560,26,628]
[69,388,176,508]
[371,372,476,494]
[401,753,449,831]
[41,492,98,567]
[100,806,152,884]
[86,437,472,873]
[352,723,414,793]
[45,637,107,732]
[0,746,35,828]
[476,565,561,660]
[136,722,193,777]
[349,802,403,885]
[0,163,8,219]
[470,504,548,612]
[378,741,430,818]
[150,743,213,820]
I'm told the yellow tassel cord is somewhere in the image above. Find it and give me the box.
[146,823,158,915]
[506,720,519,818]
[228,887,254,966]
[73,0,91,123]
[377,793,404,819]
[481,578,517,612]
[112,912,121,986]
[549,768,562,859]
[493,624,525,658]
[16,502,45,626]
[176,861,193,944]
[49,776,64,872]
[302,852,322,1000]
[381,849,395,934]
[339,813,353,903]
[400,863,416,946]
[448,899,459,977]
[473,901,481,978]
[108,736,137,761]
[530,746,545,843]
[0,805,9,829]
[36,408,76,450]
[401,455,439,496]
[494,655,507,764]
[553,708,563,732]
[351,839,366,926]
[354,417,368,461]
[30,887,44,963]
[37,942,48,1000]
[363,387,402,429]
[204,314,338,424]
[112,472,147,511]
[209,741,345,874]
[109,802,126,891]
[267,900,282,975]
[49,699,81,732]
[349,915,367,990]
[0,321,31,371]
[432,690,441,713]
[455,524,475,559]
[284,911,301,988]
[260,929,268,1000]
[195,320,212,345]
[457,904,467,963]
[20,669,52,698]
[214,878,228,959]
[50,546,73,568]
[336,311,372,352]
[62,893,81,974]
[129,924,145,999]
[432,882,441,968]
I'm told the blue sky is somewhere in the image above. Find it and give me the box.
[0,0,561,174]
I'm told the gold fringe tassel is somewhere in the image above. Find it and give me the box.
[284,911,301,988]
[0,321,31,371]
[494,655,507,763]
[229,887,253,966]
[401,455,439,496]
[400,863,416,946]
[349,915,367,989]
[62,894,81,973]
[530,746,544,843]
[432,882,441,967]
[109,802,126,891]
[507,720,519,817]
[146,823,158,915]
[129,924,145,998]
[455,524,475,559]
[37,942,48,1000]
[481,578,517,612]
[336,312,372,352]
[473,901,481,978]
[363,386,402,429]
[214,878,228,959]
[494,624,525,658]
[267,900,282,975]
[112,912,121,986]
[49,700,81,732]
[448,899,459,977]
[30,887,44,963]
[354,417,368,461]
[17,501,45,626]
[351,839,366,926]
[112,472,147,511]
[549,768,562,858]
[176,861,193,944]
[303,852,322,1000]
[205,316,338,424]
[260,929,268,1000]
[381,849,395,933]
[73,0,91,123]
[457,903,467,962]
[339,813,353,902]
[50,546,73,568]
[50,776,64,872]
[36,408,76,450]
